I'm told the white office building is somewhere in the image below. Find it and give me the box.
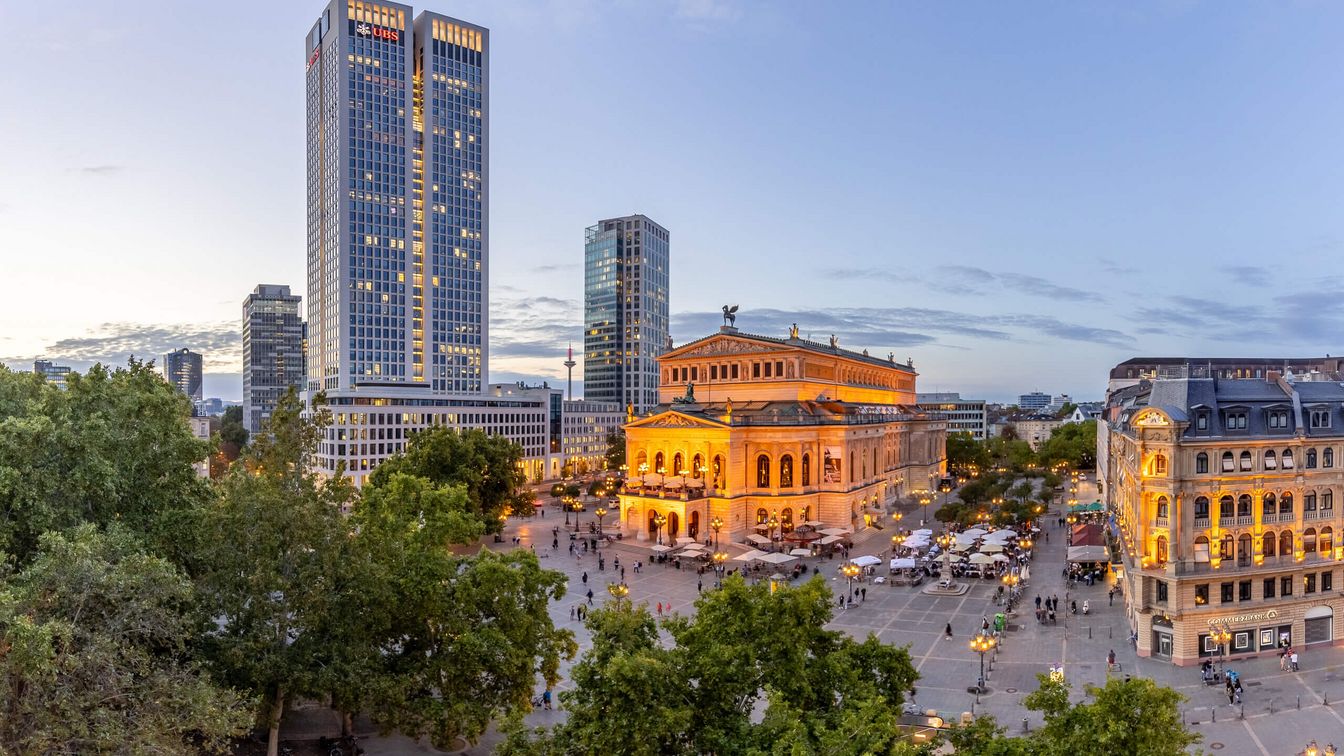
[916,393,987,440]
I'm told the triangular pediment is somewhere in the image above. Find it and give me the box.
[666,335,785,359]
[626,410,729,429]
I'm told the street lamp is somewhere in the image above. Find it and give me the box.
[710,516,724,550]
[767,515,780,549]
[917,490,934,524]
[891,510,904,526]
[937,532,954,579]
[841,562,861,608]
[607,582,629,603]
[970,632,997,695]
[713,551,727,587]
[1211,625,1232,678]
[653,513,667,545]
[573,501,586,533]
[595,506,607,536]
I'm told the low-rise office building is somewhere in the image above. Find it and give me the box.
[917,392,986,440]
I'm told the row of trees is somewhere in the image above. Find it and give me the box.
[946,421,1097,478]
[498,574,1199,756]
[0,363,571,755]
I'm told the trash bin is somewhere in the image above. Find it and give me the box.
[994,613,1006,632]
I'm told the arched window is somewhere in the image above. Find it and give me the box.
[673,452,684,476]
[1265,450,1277,470]
[1150,453,1168,475]
[1238,533,1252,565]
[780,455,794,488]
[1280,529,1294,556]
[1219,495,1233,518]
[1240,451,1253,471]
[1283,449,1295,469]
[1156,536,1168,564]
[1263,493,1277,517]
[1195,496,1210,519]
[1219,533,1234,559]
[851,452,857,483]
[1308,449,1319,469]
[801,454,811,487]
[636,450,648,470]
[1323,527,1335,554]
[1196,453,1209,474]
[692,453,704,478]
[1281,492,1295,514]
[756,508,768,525]
[1263,531,1277,558]
[781,507,794,532]
[1221,452,1234,472]
[1238,494,1252,517]
[712,455,724,489]
[801,505,811,522]
[756,455,771,488]
[1305,527,1318,554]
[654,451,665,473]
[1195,535,1210,562]
[1156,496,1169,519]
[1327,448,1336,468]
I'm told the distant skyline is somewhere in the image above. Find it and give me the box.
[5,1,1344,404]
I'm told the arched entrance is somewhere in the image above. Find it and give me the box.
[647,510,660,541]
[688,511,700,540]
[668,512,680,542]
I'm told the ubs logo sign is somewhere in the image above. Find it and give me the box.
[352,20,400,42]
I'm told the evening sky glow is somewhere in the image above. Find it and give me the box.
[3,0,1344,402]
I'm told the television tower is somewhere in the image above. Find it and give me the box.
[563,344,577,400]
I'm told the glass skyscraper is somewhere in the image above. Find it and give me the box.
[162,348,203,403]
[242,285,307,434]
[583,215,670,414]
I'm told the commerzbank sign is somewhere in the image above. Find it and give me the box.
[1206,610,1278,626]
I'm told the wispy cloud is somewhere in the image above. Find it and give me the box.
[3,321,240,371]
[824,265,1103,303]
[79,164,124,176]
[534,263,579,274]
[1098,258,1139,276]
[491,295,581,360]
[1222,265,1271,285]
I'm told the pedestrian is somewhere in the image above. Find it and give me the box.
[1226,679,1234,705]
[1106,649,1116,671]
[657,601,663,616]
[697,579,703,594]
[621,567,626,581]
[542,689,552,710]
[1035,595,1042,609]
[945,622,953,638]
[586,589,593,606]
[1291,650,1300,672]
[982,616,990,631]
[552,537,558,550]
[861,587,867,601]
[1234,681,1243,704]
[569,605,575,620]
[1280,649,1290,671]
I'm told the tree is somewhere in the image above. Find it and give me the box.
[946,431,990,475]
[1037,420,1097,470]
[507,576,920,755]
[1024,673,1198,755]
[219,404,249,448]
[196,392,357,756]
[0,525,249,753]
[604,431,625,472]
[370,426,528,532]
[0,360,212,566]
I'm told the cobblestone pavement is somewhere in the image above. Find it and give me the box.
[358,485,1344,755]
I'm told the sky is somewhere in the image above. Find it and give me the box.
[4,0,1344,403]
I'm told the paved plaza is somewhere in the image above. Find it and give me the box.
[362,483,1344,755]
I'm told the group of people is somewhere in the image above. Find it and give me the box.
[1034,593,1062,624]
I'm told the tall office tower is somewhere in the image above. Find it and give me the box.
[33,360,72,389]
[242,285,307,434]
[307,3,559,485]
[583,214,670,415]
[305,0,486,397]
[162,348,203,403]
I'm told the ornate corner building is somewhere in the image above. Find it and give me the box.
[618,324,947,545]
[1103,360,1344,665]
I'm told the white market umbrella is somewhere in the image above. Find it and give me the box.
[955,534,980,545]
[913,528,934,535]
[678,544,705,554]
[818,535,842,545]
[650,544,672,553]
[790,548,813,557]
[685,478,704,488]
[820,527,853,537]
[849,555,882,567]
[991,554,1011,563]
[963,528,988,537]
[663,475,685,489]
[991,529,1017,538]
[803,520,826,527]
[758,552,798,565]
[890,558,917,569]
[978,543,1005,553]
[732,549,767,562]
[746,534,772,545]
[642,473,664,486]
[968,553,995,565]
[902,537,929,548]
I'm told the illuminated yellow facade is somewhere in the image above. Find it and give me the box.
[1105,370,1344,665]
[618,326,946,545]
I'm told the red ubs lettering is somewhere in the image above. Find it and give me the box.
[372,26,399,42]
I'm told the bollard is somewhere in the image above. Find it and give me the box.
[1212,706,1216,722]
[1326,692,1330,706]
[1109,626,1113,639]
[1088,626,1093,639]
[1022,717,1029,733]
[1239,704,1244,720]
[1298,696,1301,710]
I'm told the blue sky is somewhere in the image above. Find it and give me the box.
[4,0,1344,403]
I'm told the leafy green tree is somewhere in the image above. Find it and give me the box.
[370,426,528,532]
[1023,673,1199,755]
[219,403,249,448]
[0,360,212,566]
[196,393,356,756]
[946,431,990,475]
[0,525,249,753]
[604,431,625,471]
[1037,421,1097,470]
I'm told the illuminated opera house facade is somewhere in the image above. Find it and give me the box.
[617,323,947,545]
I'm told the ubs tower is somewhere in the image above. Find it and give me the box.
[305,2,551,483]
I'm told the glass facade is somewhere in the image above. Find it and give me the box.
[583,215,669,413]
[162,348,203,402]
[242,285,307,434]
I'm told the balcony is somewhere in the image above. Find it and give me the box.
[1173,551,1338,576]
[1154,516,1170,528]
[1236,515,1254,526]
[1266,511,1295,524]
[1195,517,1211,529]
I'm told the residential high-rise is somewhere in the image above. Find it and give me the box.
[305,3,562,484]
[242,285,307,434]
[162,348,203,403]
[583,214,670,415]
[1018,391,1050,410]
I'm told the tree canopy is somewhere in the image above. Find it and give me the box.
[1036,420,1097,470]
[0,525,249,753]
[369,426,532,528]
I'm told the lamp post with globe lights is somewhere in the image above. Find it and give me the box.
[607,582,629,604]
[971,632,997,698]
[595,507,607,537]
[653,513,667,545]
[710,516,723,550]
[917,490,934,525]
[841,562,861,609]
[713,551,727,587]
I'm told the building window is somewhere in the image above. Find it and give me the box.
[710,365,718,380]
[1195,496,1210,519]
[1305,528,1318,554]
[1263,531,1276,557]
[1195,584,1209,605]
[1221,582,1234,603]
[1281,492,1294,514]
[1306,492,1317,512]
[1196,452,1209,473]
[1326,449,1335,468]
[1219,495,1234,519]
[1239,580,1252,601]
[1325,491,1334,513]
[1281,529,1294,556]
[757,507,768,525]
[1282,576,1294,597]
[1220,533,1234,559]
[1240,451,1253,471]
[780,455,794,488]
[1227,412,1247,430]
[1222,452,1234,472]
[1312,410,1332,428]
[1238,494,1252,517]
[1308,449,1318,469]
[1156,580,1168,603]
[1264,578,1276,599]
[1156,496,1169,519]
[1269,410,1289,429]
[1195,535,1210,562]
[1196,413,1208,430]
[1156,536,1168,563]
[756,455,771,488]
[1283,449,1295,469]
[801,454,810,487]
[1265,450,1277,470]
[731,364,739,379]
[1324,571,1334,592]
[1307,573,1318,594]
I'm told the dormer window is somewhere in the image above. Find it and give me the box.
[1311,410,1332,428]
[1196,413,1209,431]
[1268,410,1290,429]
[1226,412,1248,430]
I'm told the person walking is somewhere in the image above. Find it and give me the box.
[586,589,593,606]
[1234,680,1243,705]
[697,578,703,594]
[581,571,588,584]
[657,601,663,616]
[1225,678,1235,705]
[1109,587,1115,606]
[861,587,867,602]
[945,622,953,638]
[1280,648,1290,671]
[569,605,575,621]
[1035,594,1042,609]
[1106,649,1116,672]
[542,688,552,711]
[1291,650,1300,672]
